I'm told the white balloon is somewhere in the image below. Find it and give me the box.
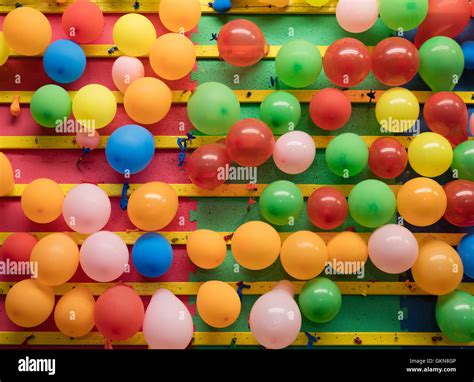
[336,0,379,33]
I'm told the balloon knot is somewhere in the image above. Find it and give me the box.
[210,33,218,42]
[223,233,234,241]
[120,183,130,210]
[354,336,362,345]
[367,90,376,106]
[246,196,256,211]
[21,334,35,347]
[305,332,318,349]
[236,281,251,300]
[15,3,23,8]
[10,95,20,117]
[105,338,113,350]
[133,1,140,10]
[431,335,443,343]
[76,147,91,168]
[108,46,119,55]
[270,76,279,88]
[230,337,237,349]
[177,133,196,167]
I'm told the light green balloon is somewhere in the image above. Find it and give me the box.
[436,290,474,343]
[451,140,474,181]
[260,91,301,134]
[299,278,342,324]
[325,133,368,177]
[379,0,428,32]
[30,84,72,128]
[259,180,304,226]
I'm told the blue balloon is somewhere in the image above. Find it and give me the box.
[132,233,173,278]
[462,41,474,70]
[458,233,474,279]
[43,39,86,83]
[106,124,155,174]
[212,0,232,13]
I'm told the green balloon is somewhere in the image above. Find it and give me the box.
[30,84,71,128]
[259,180,303,226]
[348,180,396,228]
[436,290,474,343]
[187,82,241,135]
[379,0,428,31]
[325,133,369,177]
[419,37,465,92]
[275,40,322,88]
[299,277,342,323]
[451,140,474,181]
[260,91,301,135]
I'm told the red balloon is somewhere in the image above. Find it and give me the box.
[217,19,269,67]
[371,37,419,86]
[444,180,474,227]
[309,88,352,131]
[323,38,371,88]
[185,143,232,190]
[415,0,471,48]
[368,137,408,179]
[94,285,144,341]
[62,1,104,44]
[307,187,348,230]
[225,119,275,167]
[1,233,38,263]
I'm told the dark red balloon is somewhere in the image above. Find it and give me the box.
[444,180,474,227]
[368,137,408,179]
[309,88,352,131]
[372,37,419,86]
[323,38,371,88]
[185,143,232,190]
[307,187,348,230]
[1,233,37,263]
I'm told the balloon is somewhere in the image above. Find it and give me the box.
[21,178,64,224]
[379,0,428,31]
[259,180,304,226]
[280,231,328,280]
[408,132,453,177]
[54,287,95,338]
[2,233,37,263]
[325,133,368,177]
[423,92,468,146]
[458,233,474,279]
[5,279,54,327]
[159,0,201,33]
[249,280,301,349]
[397,177,447,226]
[273,131,315,174]
[327,232,368,274]
[0,152,14,196]
[231,221,281,270]
[368,137,408,179]
[452,140,474,181]
[444,180,474,227]
[419,37,465,92]
[213,0,232,13]
[187,82,241,135]
[62,0,104,43]
[225,119,275,167]
[187,229,227,269]
[112,14,156,57]
[436,290,474,343]
[307,187,348,230]
[150,34,196,80]
[105,124,155,175]
[132,233,173,278]
[348,180,396,228]
[462,41,474,70]
[323,38,371,87]
[185,143,232,189]
[143,289,193,349]
[75,130,100,150]
[470,114,474,136]
[310,88,352,131]
[30,85,72,128]
[80,231,129,282]
[3,7,51,56]
[336,0,378,33]
[259,91,301,134]
[275,39,322,88]
[0,32,10,66]
[127,182,178,231]
[217,19,268,67]
[43,39,86,84]
[299,278,342,323]
[376,88,420,133]
[111,56,144,93]
[94,285,144,341]
[412,240,463,295]
[72,84,117,129]
[196,280,241,328]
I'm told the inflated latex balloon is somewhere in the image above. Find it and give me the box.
[273,131,315,174]
[0,152,15,196]
[259,180,304,226]
[443,180,474,227]
[452,140,474,181]
[327,232,368,274]
[309,88,352,131]
[75,130,100,150]
[159,0,201,33]
[462,41,474,70]
[132,233,173,278]
[113,14,156,57]
[368,137,407,179]
[187,229,227,269]
[376,88,420,133]
[336,0,378,33]
[21,178,64,224]
[0,32,10,66]
[458,233,474,279]
[307,187,348,230]
[325,133,368,177]
[260,91,301,134]
[299,278,342,323]
[112,56,144,93]
[43,39,86,84]
[379,0,428,31]
[436,290,474,343]
[408,132,453,177]
[73,84,117,129]
[62,0,104,43]
[30,85,71,128]
[2,233,37,263]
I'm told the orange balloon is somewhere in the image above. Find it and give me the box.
[21,178,64,224]
[150,34,196,80]
[127,182,179,231]
[5,279,55,327]
[280,231,328,280]
[397,177,447,227]
[412,240,463,295]
[327,231,368,274]
[0,152,14,196]
[159,0,201,33]
[54,286,95,337]
[3,7,52,56]
[123,77,172,124]
[231,221,281,270]
[196,280,241,328]
[187,230,227,269]
[30,233,80,286]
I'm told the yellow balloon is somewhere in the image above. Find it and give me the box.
[159,0,201,33]
[0,32,10,66]
[376,87,420,133]
[72,84,117,129]
[0,152,14,196]
[306,0,330,5]
[408,132,453,177]
[113,14,156,57]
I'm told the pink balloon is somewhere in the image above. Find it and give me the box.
[336,0,379,33]
[249,280,302,349]
[112,56,145,93]
[80,231,129,282]
[75,130,101,150]
[470,113,474,136]
[273,131,316,174]
[143,289,194,349]
[368,224,419,274]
